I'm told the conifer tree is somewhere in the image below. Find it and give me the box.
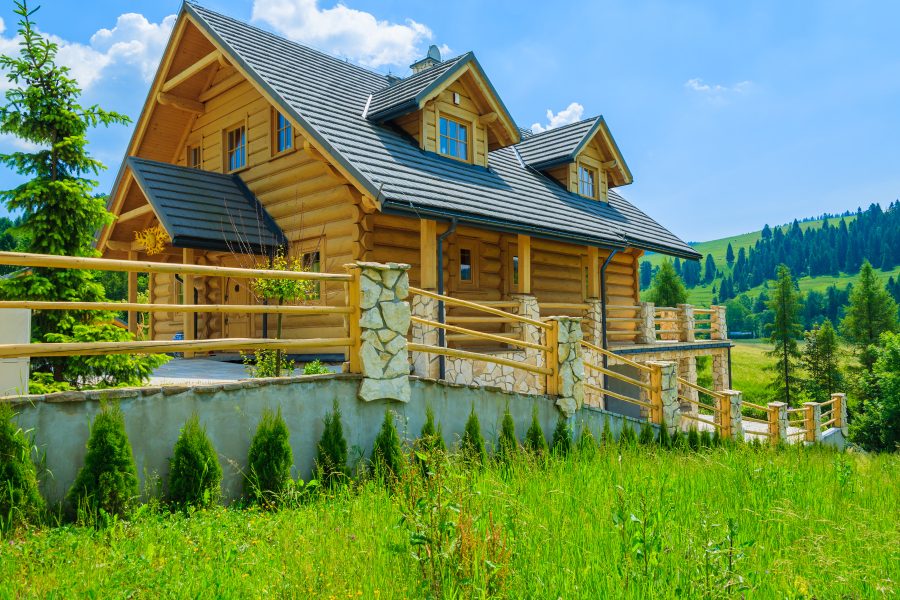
[524,405,548,455]
[576,424,598,458]
[648,258,689,308]
[657,416,671,449]
[496,400,518,461]
[0,403,44,528]
[765,264,803,404]
[246,407,293,503]
[461,403,487,465]
[840,261,899,370]
[371,410,405,481]
[687,426,700,451]
[67,401,139,518]
[801,320,843,402]
[419,403,446,454]
[705,254,717,283]
[700,429,712,448]
[712,427,722,447]
[638,420,656,445]
[619,422,637,447]
[169,412,222,508]
[726,243,735,265]
[600,415,614,447]
[882,243,894,272]
[551,415,572,456]
[316,398,349,486]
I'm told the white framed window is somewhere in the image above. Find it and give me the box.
[579,165,596,198]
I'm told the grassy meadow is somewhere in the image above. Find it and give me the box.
[1,442,897,599]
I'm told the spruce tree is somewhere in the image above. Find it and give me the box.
[316,398,350,486]
[461,404,487,465]
[648,258,689,308]
[765,264,803,405]
[551,415,572,456]
[371,410,405,481]
[840,261,899,370]
[169,412,222,508]
[882,243,894,272]
[496,400,518,462]
[576,424,598,459]
[801,320,843,402]
[524,405,548,455]
[726,243,735,265]
[67,401,139,518]
[704,254,716,283]
[0,403,44,528]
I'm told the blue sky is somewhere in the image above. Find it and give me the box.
[0,0,898,243]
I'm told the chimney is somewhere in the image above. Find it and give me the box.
[410,45,442,74]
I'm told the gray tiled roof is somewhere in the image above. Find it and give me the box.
[515,118,600,169]
[183,3,700,260]
[366,54,468,121]
[127,156,286,254]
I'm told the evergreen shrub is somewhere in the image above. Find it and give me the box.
[316,398,349,487]
[496,400,518,462]
[551,415,572,456]
[687,426,701,451]
[712,427,722,447]
[619,422,637,447]
[700,429,713,448]
[524,406,548,455]
[658,417,671,449]
[576,424,597,459]
[638,420,656,445]
[169,411,222,508]
[600,416,614,447]
[246,407,293,503]
[371,410,405,481]
[67,401,139,518]
[461,404,487,465]
[0,404,44,529]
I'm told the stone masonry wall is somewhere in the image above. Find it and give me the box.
[551,317,585,418]
[410,293,440,379]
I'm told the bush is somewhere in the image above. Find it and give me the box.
[687,426,700,451]
[551,415,572,456]
[461,404,487,465]
[241,349,294,378]
[524,405,547,455]
[619,422,637,447]
[638,420,656,445]
[303,359,330,375]
[420,404,447,454]
[496,400,518,462]
[67,401,139,519]
[0,403,44,530]
[246,407,293,503]
[848,332,900,452]
[316,398,349,487]
[712,427,722,447]
[671,429,687,450]
[658,417,671,449]
[371,410,405,481]
[168,411,222,508]
[600,416,614,447]
[576,424,597,459]
[700,429,713,448]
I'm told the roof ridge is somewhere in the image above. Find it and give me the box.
[369,53,468,97]
[518,115,600,141]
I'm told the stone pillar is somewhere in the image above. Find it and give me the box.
[549,317,584,418]
[646,360,679,434]
[677,304,695,343]
[510,295,542,365]
[710,305,727,340]
[637,301,655,345]
[410,293,440,379]
[354,262,412,403]
[711,348,729,392]
[804,402,823,443]
[768,401,788,443]
[832,393,848,436]
[716,390,743,441]
[584,299,604,347]
[638,368,652,419]
[677,356,698,431]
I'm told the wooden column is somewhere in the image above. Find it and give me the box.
[587,246,600,298]
[183,248,194,358]
[127,250,138,336]
[420,219,437,289]
[517,234,531,294]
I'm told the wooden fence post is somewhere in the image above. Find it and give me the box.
[183,248,194,358]
[127,250,138,337]
[344,264,361,374]
[768,401,788,443]
[545,319,559,397]
[804,401,823,443]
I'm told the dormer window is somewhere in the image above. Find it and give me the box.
[439,117,468,161]
[579,165,596,198]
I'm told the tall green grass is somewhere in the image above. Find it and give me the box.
[1,442,896,598]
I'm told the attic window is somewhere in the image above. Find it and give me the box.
[189,145,201,169]
[227,125,246,172]
[275,112,292,153]
[439,117,468,161]
[579,166,596,199]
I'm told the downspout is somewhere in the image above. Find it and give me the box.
[437,217,458,380]
[600,250,617,404]
[727,346,733,390]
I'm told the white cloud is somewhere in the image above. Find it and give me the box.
[251,0,436,68]
[531,102,584,134]
[684,78,750,93]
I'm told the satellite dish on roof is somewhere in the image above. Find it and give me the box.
[427,45,441,62]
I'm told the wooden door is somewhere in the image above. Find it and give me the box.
[225,278,251,338]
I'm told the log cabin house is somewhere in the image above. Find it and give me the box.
[96,2,731,417]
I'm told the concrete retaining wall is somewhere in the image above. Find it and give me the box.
[6,374,653,503]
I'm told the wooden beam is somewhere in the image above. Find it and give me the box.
[183,248,194,358]
[105,240,132,252]
[588,246,600,299]
[517,234,531,295]
[97,170,134,252]
[118,204,154,223]
[478,112,498,125]
[157,92,205,114]
[161,50,223,93]
[198,70,244,102]
[420,219,437,289]
[127,251,138,336]
[601,160,618,169]
[303,139,328,162]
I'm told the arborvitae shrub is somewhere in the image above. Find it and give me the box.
[551,415,572,456]
[638,420,656,445]
[67,401,139,518]
[0,403,44,529]
[371,410,405,481]
[576,424,598,459]
[751,436,763,450]
[169,411,222,508]
[246,407,293,503]
[419,404,447,453]
[461,404,487,465]
[600,416,614,447]
[496,401,518,462]
[524,405,548,455]
[712,427,722,447]
[671,429,687,450]
[700,429,713,448]
[620,422,637,447]
[687,426,701,451]
[658,416,672,449]
[316,398,349,487]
